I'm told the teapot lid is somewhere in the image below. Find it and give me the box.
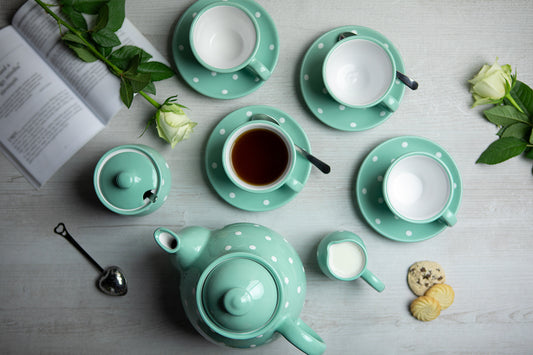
[94,145,162,214]
[199,256,279,335]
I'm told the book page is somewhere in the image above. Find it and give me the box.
[12,1,169,124]
[0,26,104,188]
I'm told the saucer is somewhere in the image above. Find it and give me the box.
[205,105,312,211]
[355,136,462,242]
[300,26,406,131]
[172,0,279,99]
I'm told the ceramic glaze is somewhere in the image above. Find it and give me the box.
[385,154,452,222]
[327,241,366,279]
[324,39,393,106]
[192,5,256,70]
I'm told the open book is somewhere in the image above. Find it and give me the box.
[0,1,166,188]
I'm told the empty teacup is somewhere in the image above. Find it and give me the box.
[323,36,398,111]
[222,120,303,193]
[190,1,271,80]
[383,152,457,226]
[317,231,385,292]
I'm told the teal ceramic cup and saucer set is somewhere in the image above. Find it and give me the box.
[172,0,279,99]
[300,25,413,131]
[355,136,463,242]
[205,105,313,211]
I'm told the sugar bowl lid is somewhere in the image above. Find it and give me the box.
[198,256,279,336]
[94,145,164,215]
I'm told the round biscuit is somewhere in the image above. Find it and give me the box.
[425,284,455,310]
[410,295,441,321]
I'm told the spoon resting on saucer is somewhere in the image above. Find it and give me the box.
[53,223,128,296]
[252,113,331,174]
[337,31,418,90]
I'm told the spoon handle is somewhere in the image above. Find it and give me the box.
[295,146,331,174]
[396,71,418,90]
[54,223,104,273]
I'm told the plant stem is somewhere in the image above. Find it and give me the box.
[505,93,524,114]
[34,0,157,107]
[139,91,161,109]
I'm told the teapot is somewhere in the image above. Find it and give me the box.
[154,223,326,354]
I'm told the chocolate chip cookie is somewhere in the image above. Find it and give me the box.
[407,261,446,296]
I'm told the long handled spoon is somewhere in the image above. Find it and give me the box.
[252,113,331,174]
[54,223,128,296]
[337,31,419,90]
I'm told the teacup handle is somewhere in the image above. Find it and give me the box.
[277,318,326,355]
[439,209,457,227]
[380,94,399,112]
[247,57,271,81]
[285,176,304,192]
[361,269,385,292]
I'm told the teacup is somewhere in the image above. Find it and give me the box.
[317,231,385,292]
[383,152,457,226]
[222,120,303,193]
[189,1,271,80]
[322,36,398,111]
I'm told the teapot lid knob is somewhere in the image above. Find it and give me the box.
[223,288,252,316]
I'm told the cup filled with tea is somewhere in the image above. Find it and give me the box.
[222,120,303,193]
[383,152,457,226]
[322,35,399,111]
[317,231,385,292]
[189,1,270,80]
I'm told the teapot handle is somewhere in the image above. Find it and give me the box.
[277,318,326,355]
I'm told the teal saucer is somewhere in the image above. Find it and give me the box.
[172,0,279,99]
[205,105,312,211]
[355,136,462,242]
[300,26,406,131]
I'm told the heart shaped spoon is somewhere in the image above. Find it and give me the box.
[54,223,128,296]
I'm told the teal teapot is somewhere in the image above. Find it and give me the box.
[153,223,326,354]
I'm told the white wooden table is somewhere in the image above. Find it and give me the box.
[1,0,533,353]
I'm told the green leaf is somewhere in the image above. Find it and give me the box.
[92,4,108,32]
[484,105,530,126]
[530,129,533,144]
[124,72,151,93]
[97,45,112,57]
[70,0,108,14]
[61,6,88,31]
[498,122,532,140]
[91,28,121,48]
[67,44,98,62]
[138,61,175,81]
[525,148,533,159]
[108,46,152,70]
[120,77,134,108]
[476,137,528,165]
[142,82,156,95]
[62,32,86,46]
[509,80,533,117]
[104,0,125,32]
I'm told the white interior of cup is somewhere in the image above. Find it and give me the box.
[192,5,257,70]
[223,123,294,192]
[324,39,394,106]
[327,241,366,279]
[385,155,452,221]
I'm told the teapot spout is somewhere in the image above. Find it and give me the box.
[154,226,211,270]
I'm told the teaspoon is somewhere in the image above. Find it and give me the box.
[252,113,331,174]
[337,31,419,90]
[54,223,128,296]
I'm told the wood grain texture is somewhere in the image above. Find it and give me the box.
[1,0,533,354]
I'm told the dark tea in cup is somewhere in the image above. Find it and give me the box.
[230,128,289,186]
[222,121,301,193]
